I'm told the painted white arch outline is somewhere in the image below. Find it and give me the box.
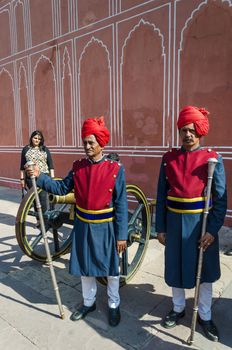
[176,0,232,145]
[18,62,30,143]
[0,67,15,91]
[78,36,113,144]
[13,0,26,53]
[18,62,28,89]
[33,54,56,83]
[78,36,111,69]
[119,18,166,146]
[0,67,16,145]
[62,47,72,78]
[0,8,12,53]
[32,54,58,145]
[61,46,75,146]
[121,19,165,58]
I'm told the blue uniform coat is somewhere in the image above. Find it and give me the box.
[37,156,128,277]
[155,148,227,288]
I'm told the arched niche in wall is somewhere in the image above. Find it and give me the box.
[18,63,29,145]
[0,69,16,146]
[78,37,111,140]
[61,47,73,146]
[14,0,25,52]
[33,55,57,145]
[121,20,165,147]
[179,1,232,147]
[0,9,11,59]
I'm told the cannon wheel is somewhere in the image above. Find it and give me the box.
[16,184,151,286]
[15,187,73,262]
[98,184,151,287]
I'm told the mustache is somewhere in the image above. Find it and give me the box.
[183,137,193,142]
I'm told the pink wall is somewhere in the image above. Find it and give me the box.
[0,0,231,222]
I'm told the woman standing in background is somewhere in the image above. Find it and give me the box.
[20,130,54,221]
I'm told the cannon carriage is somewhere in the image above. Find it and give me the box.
[15,183,156,286]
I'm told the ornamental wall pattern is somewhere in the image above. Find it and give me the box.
[0,0,231,220]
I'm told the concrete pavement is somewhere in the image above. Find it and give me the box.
[0,185,232,350]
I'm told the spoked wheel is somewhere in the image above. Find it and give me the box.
[98,184,151,287]
[15,187,73,262]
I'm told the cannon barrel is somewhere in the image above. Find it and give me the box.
[49,193,75,204]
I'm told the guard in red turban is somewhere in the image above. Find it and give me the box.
[26,114,128,327]
[81,116,110,147]
[177,106,210,136]
[155,103,227,342]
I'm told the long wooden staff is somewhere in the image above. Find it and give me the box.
[187,157,218,345]
[27,161,65,319]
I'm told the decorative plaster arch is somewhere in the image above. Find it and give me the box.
[176,0,232,145]
[119,18,166,146]
[121,18,165,64]
[32,53,58,145]
[61,46,74,146]
[62,46,71,78]
[179,0,232,51]
[18,62,28,89]
[33,54,56,85]
[77,36,112,143]
[78,36,111,71]
[13,0,26,52]
[0,67,15,91]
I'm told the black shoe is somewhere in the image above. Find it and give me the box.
[109,306,121,327]
[224,249,232,256]
[198,316,219,342]
[70,303,96,321]
[163,309,185,329]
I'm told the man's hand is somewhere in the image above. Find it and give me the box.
[24,163,40,178]
[199,232,215,251]
[117,240,127,254]
[20,179,25,189]
[157,232,166,246]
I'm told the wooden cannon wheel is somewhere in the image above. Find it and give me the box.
[15,186,73,262]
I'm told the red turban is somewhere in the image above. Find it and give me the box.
[81,116,110,147]
[177,106,210,136]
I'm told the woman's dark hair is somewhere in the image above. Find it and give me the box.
[29,130,45,150]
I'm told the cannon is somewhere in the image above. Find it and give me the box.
[15,183,156,286]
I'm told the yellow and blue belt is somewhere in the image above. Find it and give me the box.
[166,196,212,214]
[76,205,115,223]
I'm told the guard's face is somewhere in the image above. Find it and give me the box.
[83,134,103,161]
[179,123,200,150]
